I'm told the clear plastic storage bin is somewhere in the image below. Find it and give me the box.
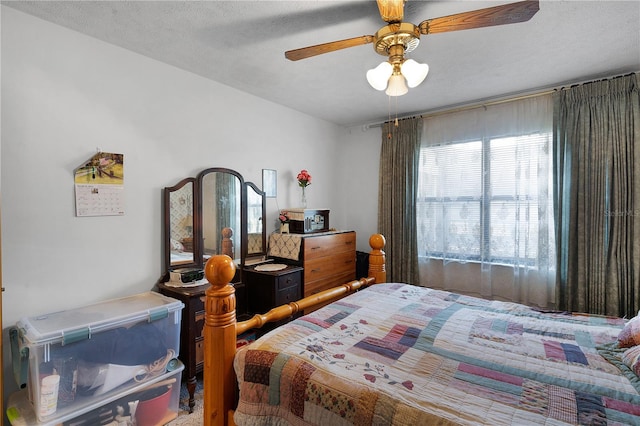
[10,291,184,424]
[7,361,184,426]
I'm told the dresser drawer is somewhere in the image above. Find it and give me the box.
[304,270,356,297]
[303,232,355,260]
[304,250,355,283]
[277,272,301,291]
[194,295,205,313]
[276,281,301,305]
[195,310,205,338]
[195,337,204,366]
[246,266,303,315]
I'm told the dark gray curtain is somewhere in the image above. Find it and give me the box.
[554,73,640,317]
[378,117,421,284]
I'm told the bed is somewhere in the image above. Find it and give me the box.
[201,234,640,426]
[169,238,194,265]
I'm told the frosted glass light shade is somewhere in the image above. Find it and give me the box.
[366,61,393,91]
[401,59,429,88]
[385,73,408,96]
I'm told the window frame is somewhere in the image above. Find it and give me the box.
[418,132,551,267]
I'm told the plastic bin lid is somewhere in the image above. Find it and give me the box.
[16,291,184,346]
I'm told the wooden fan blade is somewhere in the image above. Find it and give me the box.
[377,0,405,23]
[419,0,539,35]
[285,35,375,61]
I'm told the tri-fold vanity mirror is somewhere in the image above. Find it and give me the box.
[161,167,267,404]
[163,167,266,281]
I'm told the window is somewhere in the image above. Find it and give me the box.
[417,132,554,267]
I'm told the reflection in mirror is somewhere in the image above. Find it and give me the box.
[199,169,242,265]
[246,182,266,256]
[164,168,266,279]
[165,178,196,269]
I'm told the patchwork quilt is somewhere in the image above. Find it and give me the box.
[234,284,640,425]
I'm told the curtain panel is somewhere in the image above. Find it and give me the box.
[378,118,421,284]
[554,73,640,318]
[418,95,556,308]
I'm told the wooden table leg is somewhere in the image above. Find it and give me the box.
[187,375,197,413]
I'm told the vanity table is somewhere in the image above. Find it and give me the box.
[157,272,246,413]
[159,168,266,412]
[156,283,207,410]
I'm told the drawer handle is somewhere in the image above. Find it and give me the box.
[311,246,321,250]
[311,269,321,273]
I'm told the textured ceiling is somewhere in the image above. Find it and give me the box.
[4,1,640,127]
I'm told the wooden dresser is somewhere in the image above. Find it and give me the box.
[302,230,356,296]
[269,230,357,313]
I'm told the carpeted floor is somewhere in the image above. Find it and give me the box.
[167,332,255,425]
[166,376,204,425]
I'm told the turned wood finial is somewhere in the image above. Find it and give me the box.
[369,233,385,251]
[368,233,386,283]
[220,227,234,260]
[204,254,236,287]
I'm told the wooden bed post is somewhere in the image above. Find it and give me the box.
[202,255,237,426]
[368,233,386,283]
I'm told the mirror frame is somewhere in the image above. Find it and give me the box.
[163,177,198,272]
[196,167,244,269]
[245,181,267,260]
[163,167,267,280]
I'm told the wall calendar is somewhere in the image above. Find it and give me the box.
[74,152,125,217]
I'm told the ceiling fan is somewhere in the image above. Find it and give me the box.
[285,0,540,96]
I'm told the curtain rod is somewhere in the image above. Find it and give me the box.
[364,89,551,129]
[363,71,638,129]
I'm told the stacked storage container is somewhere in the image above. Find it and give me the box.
[7,291,185,426]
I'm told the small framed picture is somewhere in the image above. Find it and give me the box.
[262,169,277,198]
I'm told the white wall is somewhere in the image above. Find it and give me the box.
[0,6,382,404]
[337,125,381,252]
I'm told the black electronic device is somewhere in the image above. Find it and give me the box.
[169,268,204,283]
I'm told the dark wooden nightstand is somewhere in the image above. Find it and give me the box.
[157,275,247,413]
[156,283,206,413]
[244,265,303,334]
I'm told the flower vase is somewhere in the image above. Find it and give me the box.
[280,223,289,234]
[301,186,307,208]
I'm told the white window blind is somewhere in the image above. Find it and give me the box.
[418,95,555,269]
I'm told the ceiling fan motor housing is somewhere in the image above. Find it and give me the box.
[373,22,420,60]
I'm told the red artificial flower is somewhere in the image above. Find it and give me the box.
[297,169,312,187]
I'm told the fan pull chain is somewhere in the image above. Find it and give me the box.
[394,95,399,127]
[386,95,400,140]
[387,95,393,139]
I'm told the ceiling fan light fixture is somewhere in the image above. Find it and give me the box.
[385,73,408,96]
[401,59,429,88]
[366,61,394,91]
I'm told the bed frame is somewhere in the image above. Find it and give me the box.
[200,233,386,426]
